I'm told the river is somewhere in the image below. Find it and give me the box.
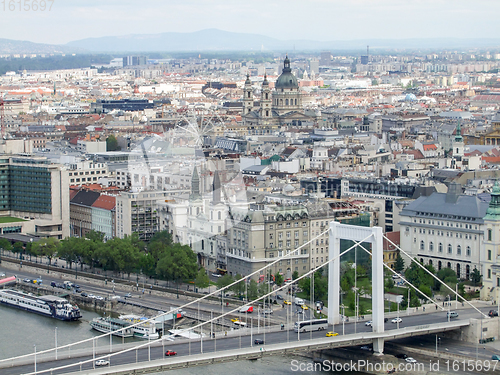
[0,303,357,374]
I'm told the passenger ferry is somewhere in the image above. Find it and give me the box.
[90,317,134,338]
[0,289,81,321]
[119,315,160,339]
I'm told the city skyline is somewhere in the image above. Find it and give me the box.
[1,0,500,46]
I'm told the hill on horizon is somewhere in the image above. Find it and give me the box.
[2,29,500,54]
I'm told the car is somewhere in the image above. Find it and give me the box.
[395,353,408,359]
[74,288,81,293]
[301,305,309,310]
[276,295,284,300]
[80,292,88,297]
[365,321,372,326]
[492,355,500,361]
[23,278,31,283]
[489,310,499,317]
[326,331,339,337]
[405,357,417,363]
[73,284,80,289]
[0,272,5,277]
[447,311,459,318]
[392,274,400,279]
[391,318,402,324]
[95,359,109,366]
[296,310,303,314]
[124,293,132,298]
[165,350,177,356]
[385,318,389,323]
[360,345,372,351]
[212,273,222,278]
[50,281,56,287]
[88,294,96,299]
[284,300,292,305]
[94,296,104,301]
[231,318,240,323]
[254,339,264,345]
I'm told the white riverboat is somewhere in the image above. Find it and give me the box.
[0,289,81,321]
[90,317,134,338]
[119,315,159,339]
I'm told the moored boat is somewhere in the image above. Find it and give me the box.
[119,314,160,339]
[90,317,134,338]
[0,289,81,321]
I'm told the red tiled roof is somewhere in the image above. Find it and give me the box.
[383,231,400,250]
[92,195,116,210]
[422,144,437,151]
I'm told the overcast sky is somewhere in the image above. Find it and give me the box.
[2,0,500,45]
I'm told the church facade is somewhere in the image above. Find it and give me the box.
[242,55,319,135]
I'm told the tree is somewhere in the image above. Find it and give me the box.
[156,243,198,282]
[394,254,405,274]
[248,279,258,301]
[12,241,24,258]
[231,274,245,296]
[31,238,60,265]
[274,273,284,287]
[292,270,299,280]
[471,268,482,286]
[0,238,12,252]
[195,268,210,289]
[106,135,119,151]
[216,274,234,290]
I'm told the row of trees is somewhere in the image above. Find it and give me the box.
[3,230,203,284]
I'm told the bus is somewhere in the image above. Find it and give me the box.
[294,319,328,333]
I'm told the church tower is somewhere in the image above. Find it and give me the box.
[243,74,253,115]
[272,55,302,116]
[453,121,464,158]
[260,74,272,119]
[482,182,500,302]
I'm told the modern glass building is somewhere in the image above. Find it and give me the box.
[0,156,69,239]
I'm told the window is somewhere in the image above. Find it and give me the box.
[466,246,471,257]
[488,249,492,261]
[420,240,425,251]
[488,229,492,241]
[457,245,461,255]
[488,269,492,279]
[448,244,452,254]
[429,242,434,252]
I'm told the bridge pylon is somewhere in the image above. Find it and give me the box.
[328,221,385,354]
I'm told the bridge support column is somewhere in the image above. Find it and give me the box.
[328,222,341,325]
[372,337,384,355]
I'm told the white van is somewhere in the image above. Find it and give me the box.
[294,298,304,306]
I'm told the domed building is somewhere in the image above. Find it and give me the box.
[241,55,318,134]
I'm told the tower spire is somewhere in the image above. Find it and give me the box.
[190,167,201,200]
[213,170,221,204]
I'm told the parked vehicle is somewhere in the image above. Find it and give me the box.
[395,353,408,359]
[405,357,417,363]
[254,339,264,345]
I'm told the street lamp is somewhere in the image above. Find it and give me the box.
[341,304,346,336]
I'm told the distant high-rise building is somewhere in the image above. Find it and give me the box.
[122,55,147,67]
[309,58,319,75]
[320,51,332,66]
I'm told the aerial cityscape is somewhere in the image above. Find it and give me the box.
[2,1,500,374]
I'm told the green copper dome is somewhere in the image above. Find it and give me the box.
[275,55,298,89]
[484,181,500,220]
